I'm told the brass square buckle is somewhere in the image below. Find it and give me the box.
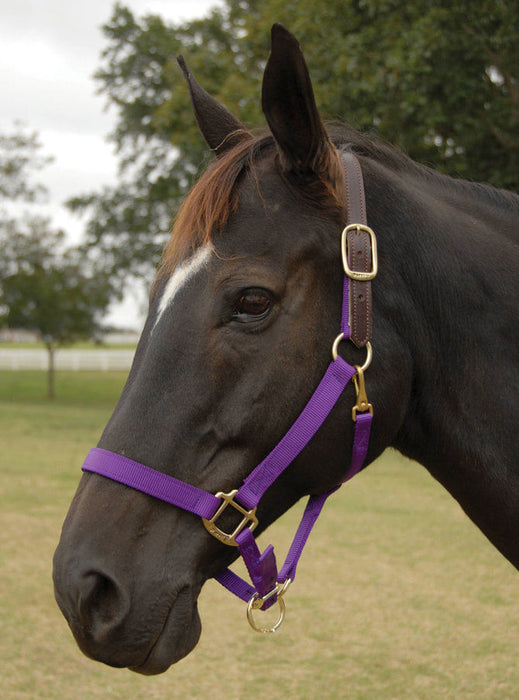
[202,489,258,546]
[341,223,378,281]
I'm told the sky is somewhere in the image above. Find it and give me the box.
[0,0,223,329]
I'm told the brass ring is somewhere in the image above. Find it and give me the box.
[332,332,345,361]
[332,334,373,372]
[247,594,286,634]
[359,342,373,372]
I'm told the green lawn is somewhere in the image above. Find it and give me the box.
[1,371,518,699]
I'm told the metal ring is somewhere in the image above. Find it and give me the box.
[332,332,345,361]
[332,334,373,372]
[277,578,292,598]
[359,342,373,372]
[247,594,286,634]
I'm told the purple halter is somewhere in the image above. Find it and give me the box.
[81,151,377,633]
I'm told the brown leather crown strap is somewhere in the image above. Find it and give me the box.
[341,151,377,348]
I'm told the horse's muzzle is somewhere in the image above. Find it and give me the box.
[53,529,203,674]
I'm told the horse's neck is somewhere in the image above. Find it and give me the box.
[377,167,519,569]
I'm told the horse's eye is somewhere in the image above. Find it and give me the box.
[234,289,272,321]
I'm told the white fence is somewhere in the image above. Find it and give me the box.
[0,349,135,371]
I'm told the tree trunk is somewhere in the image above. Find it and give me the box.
[45,341,55,400]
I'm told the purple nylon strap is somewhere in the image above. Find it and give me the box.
[276,489,335,582]
[345,412,372,482]
[82,448,220,518]
[235,530,278,609]
[215,408,372,603]
[214,491,334,609]
[236,357,355,511]
[81,362,372,609]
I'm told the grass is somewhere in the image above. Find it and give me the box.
[0,341,137,350]
[1,370,518,699]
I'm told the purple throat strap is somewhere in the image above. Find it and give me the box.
[81,151,375,628]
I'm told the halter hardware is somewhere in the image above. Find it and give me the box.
[341,223,378,281]
[202,489,258,546]
[332,335,373,372]
[352,366,373,422]
[246,578,292,633]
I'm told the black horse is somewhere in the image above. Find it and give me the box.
[53,25,519,674]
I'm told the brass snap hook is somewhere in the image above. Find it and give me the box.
[352,365,373,422]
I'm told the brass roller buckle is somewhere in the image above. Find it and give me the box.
[202,489,258,546]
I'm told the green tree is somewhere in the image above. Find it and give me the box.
[0,127,117,398]
[70,1,519,279]
[0,223,115,398]
[0,126,52,202]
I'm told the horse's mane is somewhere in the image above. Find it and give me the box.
[328,123,519,215]
[157,123,519,281]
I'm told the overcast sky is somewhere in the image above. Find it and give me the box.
[0,0,223,329]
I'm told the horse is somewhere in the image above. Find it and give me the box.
[53,24,519,675]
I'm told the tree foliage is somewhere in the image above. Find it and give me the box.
[0,127,117,398]
[0,223,114,344]
[70,0,519,278]
[0,126,52,202]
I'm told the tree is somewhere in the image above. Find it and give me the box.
[0,222,115,398]
[70,1,519,281]
[0,127,117,398]
[0,126,52,202]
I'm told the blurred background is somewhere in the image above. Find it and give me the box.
[1,2,518,698]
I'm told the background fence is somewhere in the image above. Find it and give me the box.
[0,349,135,371]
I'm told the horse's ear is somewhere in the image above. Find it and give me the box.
[262,24,334,176]
[177,56,252,157]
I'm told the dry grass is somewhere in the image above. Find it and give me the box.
[1,371,518,699]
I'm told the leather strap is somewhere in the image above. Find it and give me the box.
[342,151,373,348]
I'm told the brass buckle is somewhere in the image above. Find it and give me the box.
[341,224,378,281]
[352,365,373,422]
[246,579,292,634]
[202,489,258,546]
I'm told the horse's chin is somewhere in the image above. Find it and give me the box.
[130,616,202,675]
[68,584,203,675]
[129,588,202,675]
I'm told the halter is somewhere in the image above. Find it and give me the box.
[81,151,377,634]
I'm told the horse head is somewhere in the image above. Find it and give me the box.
[56,22,519,675]
[53,25,405,673]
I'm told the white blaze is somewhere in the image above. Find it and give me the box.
[153,246,212,330]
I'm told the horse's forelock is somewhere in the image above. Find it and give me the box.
[155,136,267,285]
[155,132,346,289]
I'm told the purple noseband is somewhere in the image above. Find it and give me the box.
[82,151,375,633]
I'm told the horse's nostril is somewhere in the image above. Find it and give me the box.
[78,571,130,635]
